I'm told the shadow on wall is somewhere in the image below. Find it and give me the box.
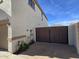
[20,42,79,59]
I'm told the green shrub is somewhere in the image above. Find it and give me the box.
[18,41,29,51]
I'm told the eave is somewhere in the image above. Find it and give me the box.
[33,0,48,20]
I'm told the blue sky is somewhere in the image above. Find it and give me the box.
[37,0,79,26]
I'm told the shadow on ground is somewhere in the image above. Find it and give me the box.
[20,42,79,59]
[0,48,8,51]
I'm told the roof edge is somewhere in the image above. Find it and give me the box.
[33,0,48,20]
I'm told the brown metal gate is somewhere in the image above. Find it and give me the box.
[36,26,68,44]
[36,28,49,42]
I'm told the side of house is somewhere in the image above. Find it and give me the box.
[0,0,48,53]
[68,23,79,54]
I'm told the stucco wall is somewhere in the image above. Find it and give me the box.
[11,37,27,53]
[11,0,48,37]
[10,0,48,53]
[68,24,77,47]
[76,23,79,54]
[0,10,8,20]
[0,0,11,16]
[68,23,79,54]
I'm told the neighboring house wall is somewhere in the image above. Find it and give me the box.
[68,24,77,47]
[68,23,79,54]
[76,23,79,54]
[0,0,48,53]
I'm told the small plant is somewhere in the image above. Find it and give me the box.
[18,41,29,51]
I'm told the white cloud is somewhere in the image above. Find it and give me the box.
[49,19,79,26]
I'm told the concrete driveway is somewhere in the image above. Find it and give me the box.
[0,42,79,59]
[20,42,79,59]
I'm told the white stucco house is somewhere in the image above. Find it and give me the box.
[0,0,48,53]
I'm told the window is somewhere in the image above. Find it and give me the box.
[28,0,35,10]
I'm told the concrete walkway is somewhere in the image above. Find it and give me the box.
[0,42,79,59]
